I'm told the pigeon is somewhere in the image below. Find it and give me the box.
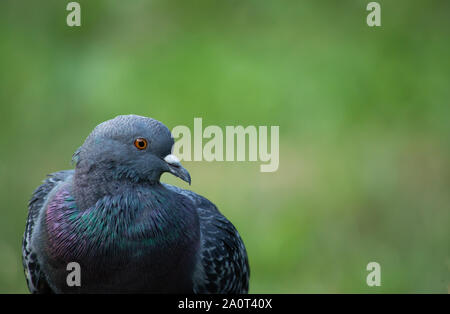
[22,115,249,293]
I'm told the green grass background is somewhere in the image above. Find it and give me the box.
[0,0,449,293]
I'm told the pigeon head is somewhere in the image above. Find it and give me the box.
[73,115,190,185]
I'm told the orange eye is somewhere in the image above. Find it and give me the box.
[134,138,148,150]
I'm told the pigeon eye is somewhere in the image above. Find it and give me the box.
[134,138,148,150]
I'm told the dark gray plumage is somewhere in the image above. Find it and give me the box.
[22,115,249,293]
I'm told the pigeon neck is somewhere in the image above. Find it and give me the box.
[73,159,160,210]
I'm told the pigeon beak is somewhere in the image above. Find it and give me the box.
[164,154,191,185]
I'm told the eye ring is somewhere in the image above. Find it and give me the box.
[134,138,148,150]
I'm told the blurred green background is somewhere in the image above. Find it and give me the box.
[0,0,449,293]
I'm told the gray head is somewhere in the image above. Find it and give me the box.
[73,115,190,185]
